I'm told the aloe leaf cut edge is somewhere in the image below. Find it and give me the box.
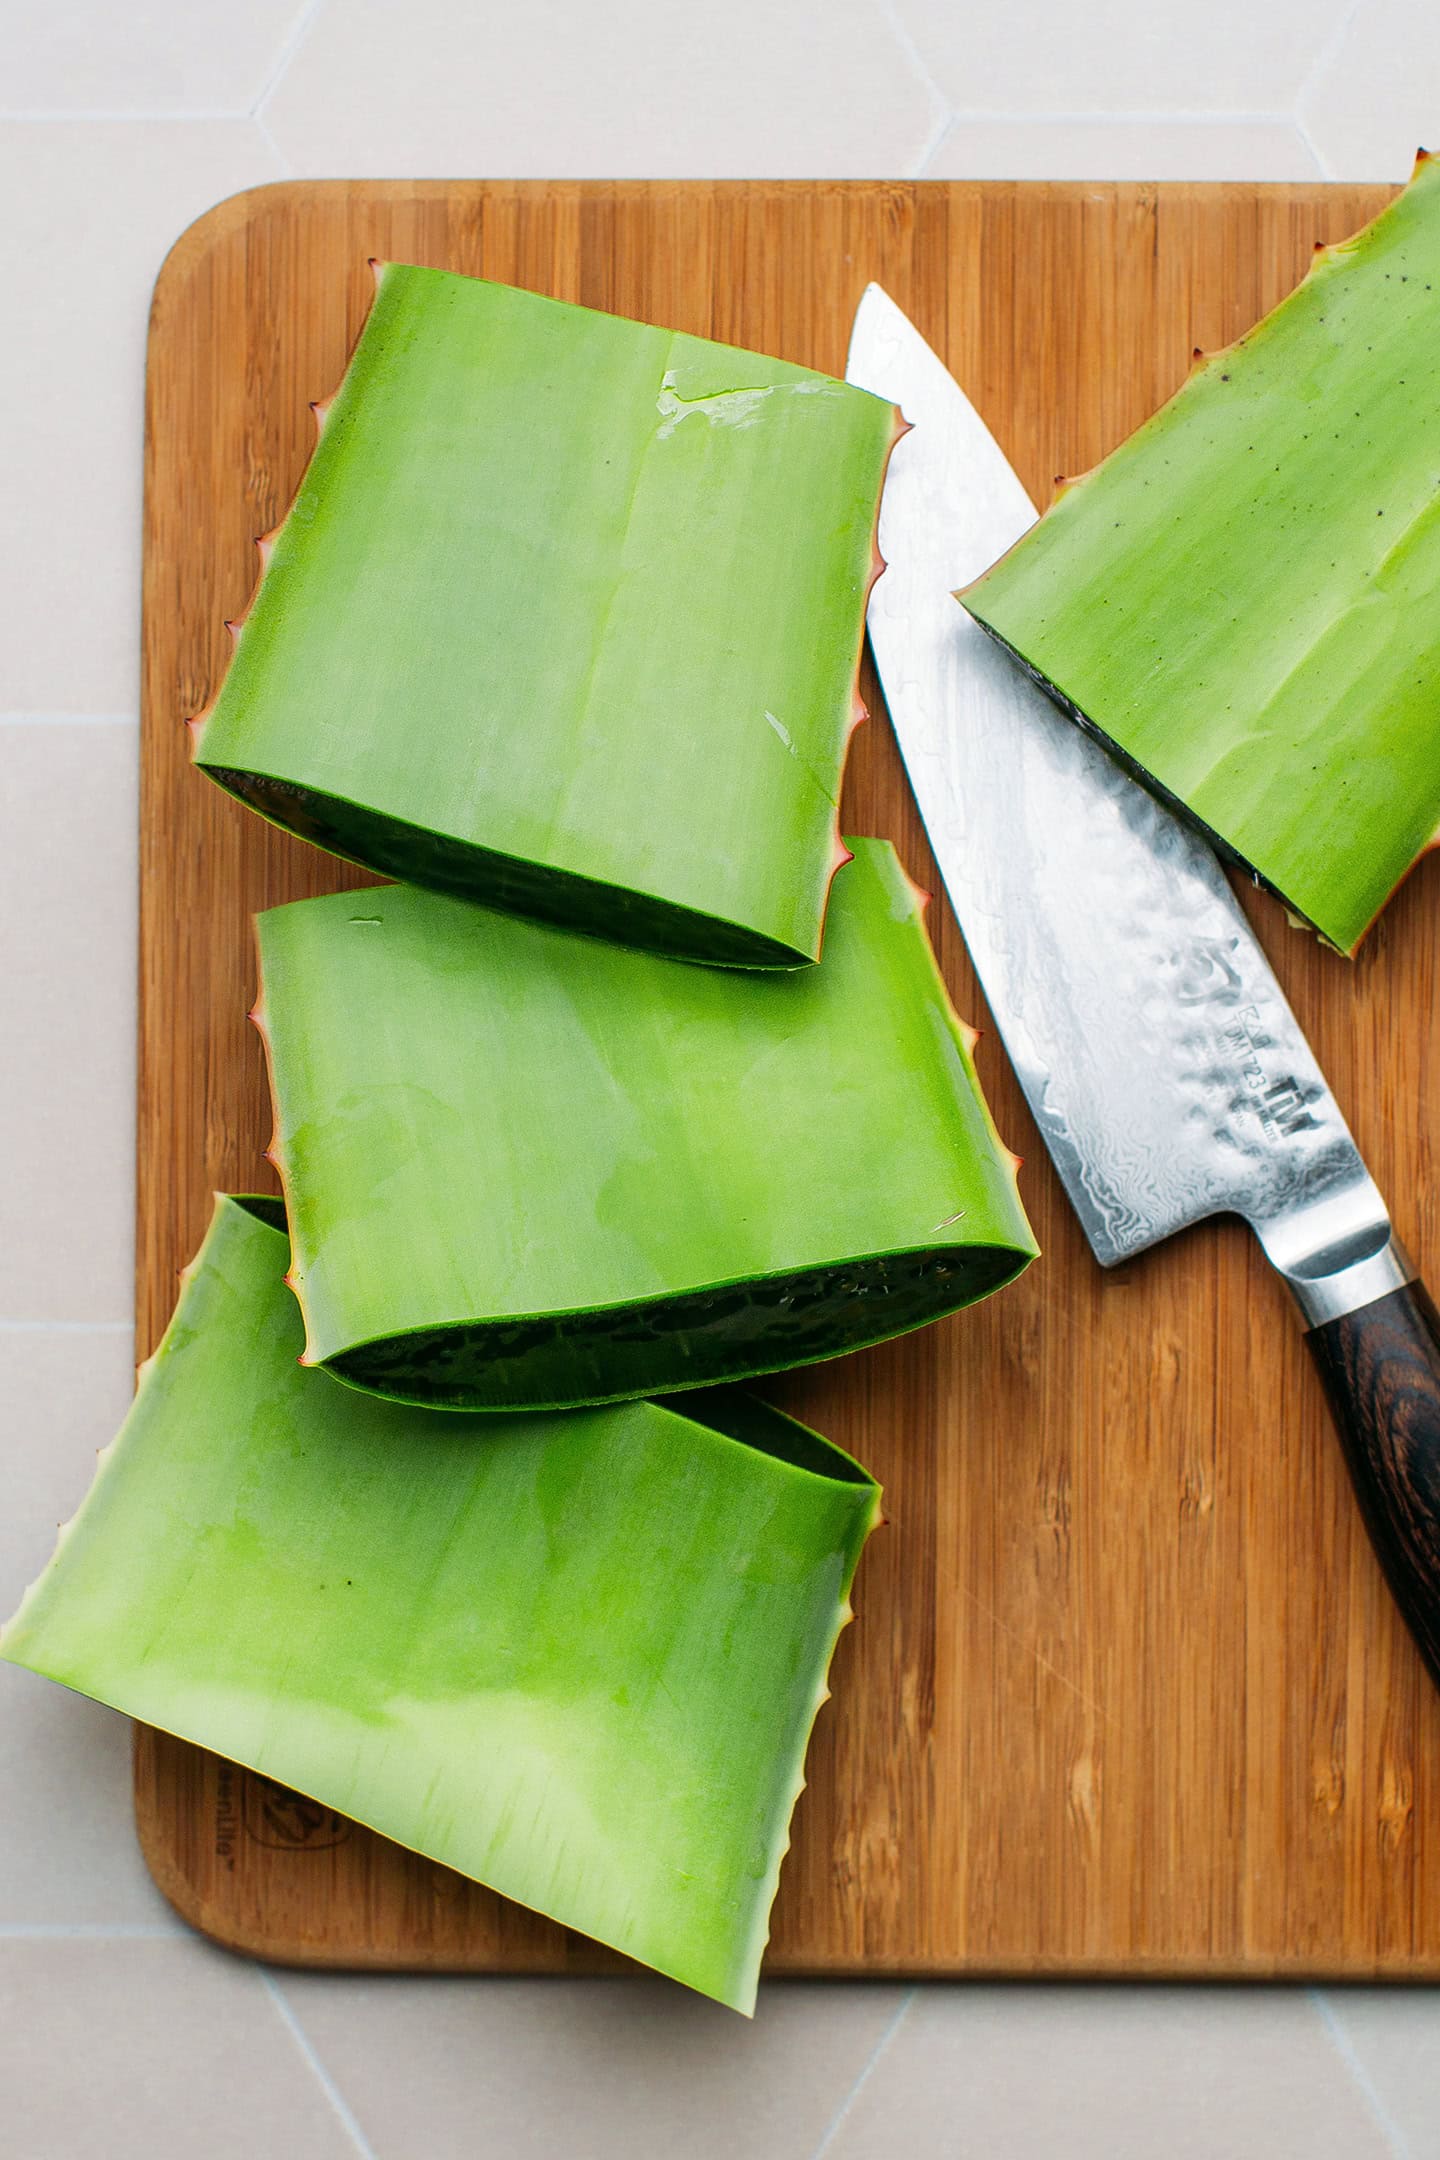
[252,838,1038,1411]
[193,264,899,968]
[962,153,1440,955]
[0,1196,880,2014]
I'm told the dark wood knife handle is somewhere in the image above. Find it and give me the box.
[1307,1279,1440,1687]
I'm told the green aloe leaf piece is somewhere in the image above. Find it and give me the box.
[1,1195,880,2013]
[254,837,1037,1411]
[962,154,1440,955]
[193,264,898,969]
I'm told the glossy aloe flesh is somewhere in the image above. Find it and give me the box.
[1,1196,880,2013]
[193,264,897,968]
[963,153,1440,954]
[254,838,1036,1411]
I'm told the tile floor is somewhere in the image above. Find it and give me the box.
[1,0,1437,2152]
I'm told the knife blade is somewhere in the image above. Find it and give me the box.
[848,282,1440,1683]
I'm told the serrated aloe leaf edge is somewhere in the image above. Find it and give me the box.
[253,838,1037,1411]
[194,264,898,968]
[29,268,1043,2009]
[0,1196,880,2014]
[962,152,1440,954]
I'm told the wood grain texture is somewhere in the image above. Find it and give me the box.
[1310,1283,1440,1690]
[137,179,1440,1978]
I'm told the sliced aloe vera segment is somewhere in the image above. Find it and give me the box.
[962,154,1440,954]
[1,1195,879,2013]
[254,838,1035,1411]
[193,264,897,968]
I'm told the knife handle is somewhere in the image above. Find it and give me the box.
[1307,1277,1440,1687]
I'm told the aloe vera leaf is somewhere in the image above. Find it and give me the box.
[253,838,1037,1411]
[1,1195,879,2013]
[192,265,897,969]
[962,154,1440,955]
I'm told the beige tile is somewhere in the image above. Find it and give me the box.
[263,0,942,180]
[0,1673,166,1927]
[0,1939,359,2159]
[823,1986,1393,2158]
[891,0,1351,115]
[1,0,305,115]
[926,117,1321,181]
[0,121,282,714]
[0,1331,134,1613]
[278,1973,909,2159]
[1315,1989,1440,2158]
[1300,1,1440,179]
[0,1328,172,1926]
[0,722,137,1319]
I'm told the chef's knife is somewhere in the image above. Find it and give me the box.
[848,284,1440,1684]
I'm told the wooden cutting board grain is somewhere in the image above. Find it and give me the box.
[137,178,1440,1978]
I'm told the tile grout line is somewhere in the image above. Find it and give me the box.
[260,1969,382,2160]
[251,0,333,120]
[1290,113,1331,181]
[1292,0,1374,180]
[873,0,951,179]
[908,107,954,182]
[253,108,295,179]
[808,1986,916,2160]
[1310,1989,1412,2160]
[1293,0,1366,165]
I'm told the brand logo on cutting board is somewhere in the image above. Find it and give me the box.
[214,1763,353,1862]
[240,1772,352,1851]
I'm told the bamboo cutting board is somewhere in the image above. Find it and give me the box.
[137,179,1440,1979]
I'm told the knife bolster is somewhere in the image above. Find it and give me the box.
[1280,1233,1414,1328]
